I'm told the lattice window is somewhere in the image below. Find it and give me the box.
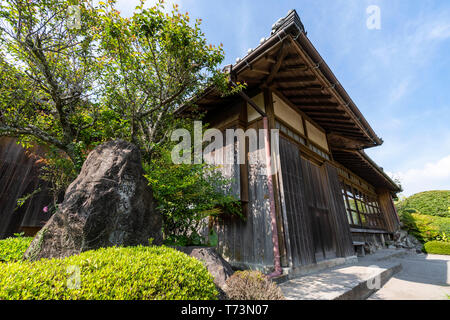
[340,182,386,230]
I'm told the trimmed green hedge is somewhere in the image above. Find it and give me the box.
[0,246,218,300]
[397,190,450,218]
[423,241,450,255]
[399,212,450,243]
[0,235,33,263]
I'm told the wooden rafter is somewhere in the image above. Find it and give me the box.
[304,111,347,116]
[264,41,290,86]
[312,117,352,122]
[277,84,323,91]
[285,94,332,100]
[275,76,316,83]
[294,102,339,107]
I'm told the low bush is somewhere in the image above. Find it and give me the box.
[0,234,33,263]
[225,270,284,300]
[0,246,218,300]
[423,241,450,255]
[399,211,450,243]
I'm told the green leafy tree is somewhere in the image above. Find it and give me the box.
[0,0,241,203]
[0,0,104,166]
[96,0,237,160]
[0,0,238,162]
[145,142,243,246]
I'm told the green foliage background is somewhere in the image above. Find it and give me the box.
[396,190,450,255]
[396,191,450,218]
[144,143,243,247]
[400,211,450,243]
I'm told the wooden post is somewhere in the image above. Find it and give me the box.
[264,88,289,268]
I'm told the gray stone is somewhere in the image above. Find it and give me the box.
[25,140,162,261]
[392,229,423,251]
[174,246,234,298]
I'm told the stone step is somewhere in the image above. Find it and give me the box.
[361,248,410,262]
[279,261,402,300]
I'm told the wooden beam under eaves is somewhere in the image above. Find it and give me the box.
[294,102,339,107]
[250,68,270,75]
[285,94,332,100]
[278,64,308,72]
[277,84,324,91]
[313,117,352,122]
[316,121,358,129]
[275,76,316,83]
[304,111,347,116]
[264,41,290,86]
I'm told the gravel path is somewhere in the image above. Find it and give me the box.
[368,253,450,300]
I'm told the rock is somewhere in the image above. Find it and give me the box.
[25,140,162,261]
[174,246,234,299]
[391,229,424,252]
[364,242,378,255]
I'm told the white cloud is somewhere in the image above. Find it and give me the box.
[427,23,450,40]
[392,155,450,197]
[388,78,410,103]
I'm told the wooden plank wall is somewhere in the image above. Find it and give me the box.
[377,189,401,233]
[0,137,53,238]
[215,120,274,269]
[323,163,355,257]
[301,158,338,261]
[278,137,315,266]
[278,136,354,268]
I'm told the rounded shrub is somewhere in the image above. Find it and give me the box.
[0,246,218,300]
[0,235,33,263]
[225,270,284,300]
[423,241,450,255]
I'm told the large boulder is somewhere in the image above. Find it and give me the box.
[174,246,234,299]
[25,140,162,261]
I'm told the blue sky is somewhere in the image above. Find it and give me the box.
[116,0,450,197]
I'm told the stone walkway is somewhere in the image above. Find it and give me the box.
[368,253,450,300]
[279,249,405,300]
[279,249,450,300]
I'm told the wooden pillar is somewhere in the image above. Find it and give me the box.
[238,99,249,216]
[263,88,289,267]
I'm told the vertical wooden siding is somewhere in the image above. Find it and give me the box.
[278,137,315,266]
[215,120,274,268]
[323,163,355,257]
[301,159,338,261]
[278,137,354,268]
[0,138,53,238]
[377,189,400,233]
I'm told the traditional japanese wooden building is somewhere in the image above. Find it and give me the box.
[180,10,401,274]
[0,9,400,276]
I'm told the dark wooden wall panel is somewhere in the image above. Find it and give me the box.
[301,159,338,261]
[278,137,355,269]
[377,189,400,233]
[0,138,53,238]
[278,137,315,266]
[324,163,354,257]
